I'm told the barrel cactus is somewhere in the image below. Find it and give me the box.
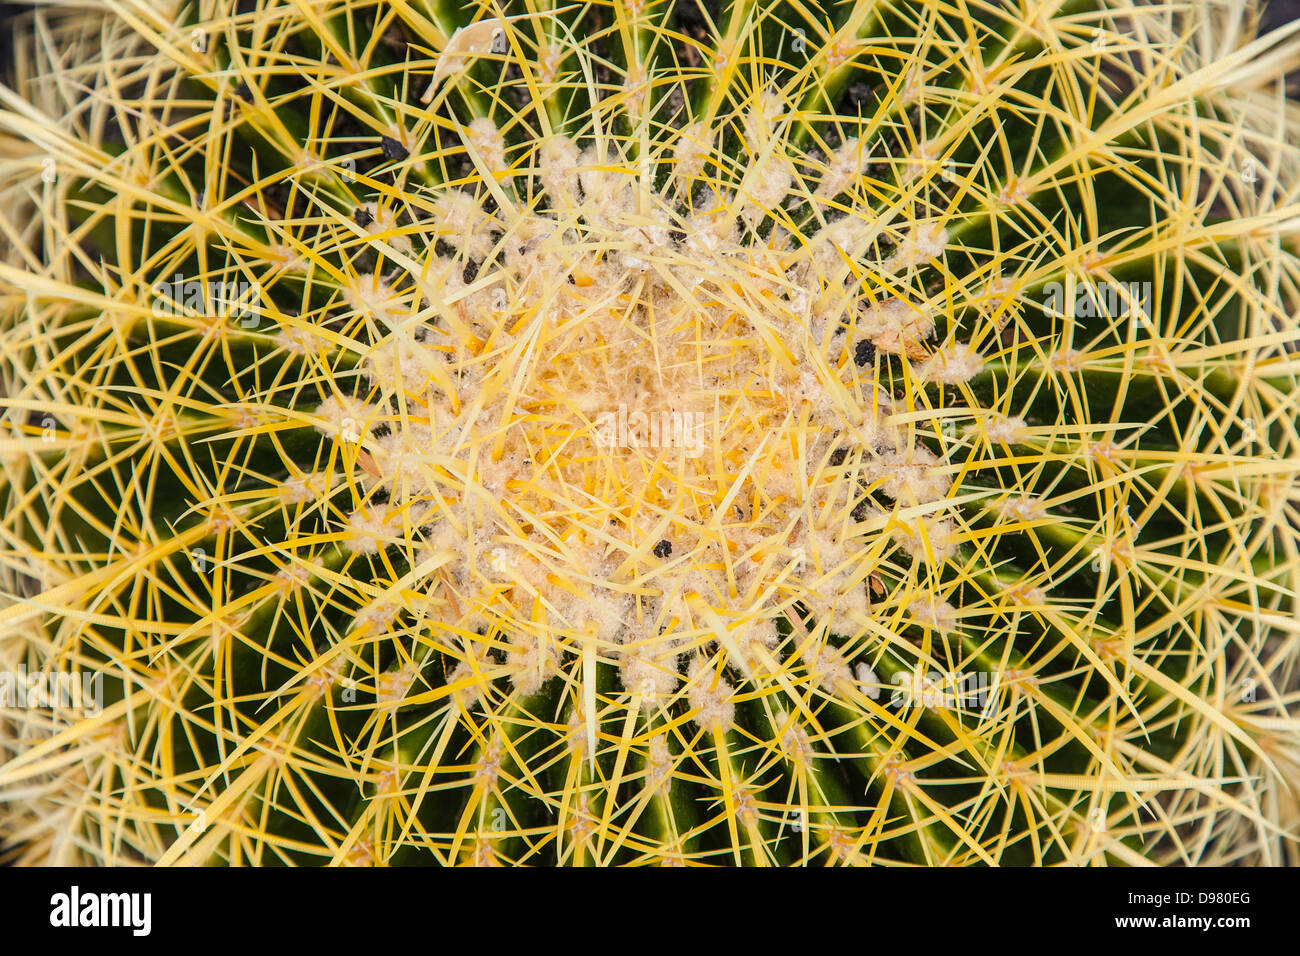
[1,0,1298,866]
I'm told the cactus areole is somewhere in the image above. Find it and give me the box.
[1,0,1298,866]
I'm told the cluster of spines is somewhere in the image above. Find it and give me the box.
[0,0,1297,865]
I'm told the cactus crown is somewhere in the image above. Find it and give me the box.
[1,0,1299,866]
